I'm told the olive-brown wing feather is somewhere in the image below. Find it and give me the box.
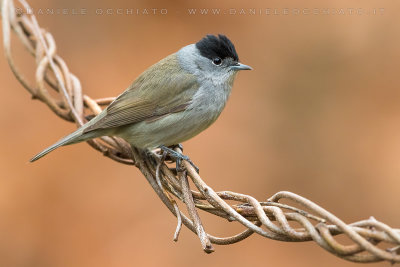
[84,54,198,133]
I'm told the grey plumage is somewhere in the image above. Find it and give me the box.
[30,34,251,162]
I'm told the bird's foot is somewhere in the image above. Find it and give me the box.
[159,145,199,174]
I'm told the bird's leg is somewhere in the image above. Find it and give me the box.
[159,145,199,173]
[171,144,184,173]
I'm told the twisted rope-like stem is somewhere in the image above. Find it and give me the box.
[2,0,400,263]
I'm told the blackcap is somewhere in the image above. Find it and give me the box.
[30,34,252,162]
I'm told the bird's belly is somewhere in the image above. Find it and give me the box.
[116,108,220,149]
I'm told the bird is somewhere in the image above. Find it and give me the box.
[30,34,252,168]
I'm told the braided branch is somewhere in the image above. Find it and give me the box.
[2,0,400,263]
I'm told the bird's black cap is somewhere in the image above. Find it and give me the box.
[195,34,239,62]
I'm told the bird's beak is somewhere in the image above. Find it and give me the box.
[231,62,252,71]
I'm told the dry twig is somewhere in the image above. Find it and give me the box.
[1,0,400,263]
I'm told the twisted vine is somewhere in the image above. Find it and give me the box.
[2,0,400,262]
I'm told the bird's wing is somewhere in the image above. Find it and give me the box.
[84,54,199,133]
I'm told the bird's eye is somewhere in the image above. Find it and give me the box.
[212,57,222,65]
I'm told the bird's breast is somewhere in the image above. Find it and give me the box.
[188,81,232,118]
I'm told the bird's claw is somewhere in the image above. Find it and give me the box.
[159,145,199,174]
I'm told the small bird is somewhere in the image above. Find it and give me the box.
[30,34,252,165]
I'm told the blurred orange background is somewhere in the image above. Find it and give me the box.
[1,0,399,266]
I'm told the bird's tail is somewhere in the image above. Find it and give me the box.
[30,127,88,162]
[30,109,110,162]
